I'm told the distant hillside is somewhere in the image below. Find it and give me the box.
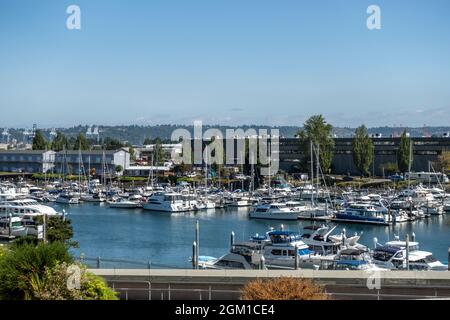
[4,125,450,145]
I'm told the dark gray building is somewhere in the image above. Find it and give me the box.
[0,150,55,173]
[279,137,450,176]
[54,150,130,175]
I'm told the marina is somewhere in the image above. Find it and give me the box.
[38,198,450,269]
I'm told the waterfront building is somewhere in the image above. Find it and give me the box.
[53,150,130,175]
[0,150,55,173]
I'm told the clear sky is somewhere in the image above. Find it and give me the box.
[1,0,449,128]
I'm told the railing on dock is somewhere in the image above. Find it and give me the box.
[76,255,182,269]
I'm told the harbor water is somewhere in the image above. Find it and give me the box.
[52,203,450,268]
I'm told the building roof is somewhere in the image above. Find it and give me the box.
[55,149,128,155]
[0,150,54,154]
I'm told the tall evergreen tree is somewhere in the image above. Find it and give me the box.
[397,130,412,173]
[153,137,167,165]
[352,125,374,176]
[73,133,90,150]
[297,115,335,173]
[32,130,48,150]
[51,132,69,151]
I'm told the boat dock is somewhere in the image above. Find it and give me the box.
[92,268,450,300]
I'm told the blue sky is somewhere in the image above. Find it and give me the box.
[1,0,449,128]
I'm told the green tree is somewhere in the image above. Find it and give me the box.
[436,151,450,174]
[352,125,374,176]
[103,137,123,150]
[128,145,136,161]
[73,133,90,151]
[51,132,69,151]
[115,165,123,174]
[32,130,48,150]
[297,115,335,173]
[143,137,152,145]
[31,216,78,247]
[397,130,413,173]
[379,162,398,177]
[153,137,167,165]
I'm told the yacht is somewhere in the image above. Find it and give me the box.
[80,193,106,203]
[227,196,251,207]
[249,203,298,220]
[334,203,392,225]
[143,192,189,212]
[0,199,59,216]
[199,229,318,270]
[372,239,446,271]
[107,197,140,209]
[55,193,80,204]
[318,248,385,271]
[0,216,28,237]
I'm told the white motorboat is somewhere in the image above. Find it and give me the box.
[143,192,189,212]
[249,203,298,220]
[55,193,80,204]
[107,198,140,209]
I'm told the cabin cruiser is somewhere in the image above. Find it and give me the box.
[249,203,298,220]
[335,203,392,225]
[227,195,251,207]
[318,248,385,271]
[198,229,318,270]
[107,197,140,209]
[143,192,189,212]
[389,200,424,220]
[372,239,446,271]
[80,193,106,203]
[301,225,368,255]
[0,216,28,237]
[0,199,59,217]
[55,193,80,204]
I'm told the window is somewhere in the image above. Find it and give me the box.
[271,249,282,256]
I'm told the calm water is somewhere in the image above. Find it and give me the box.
[51,203,450,268]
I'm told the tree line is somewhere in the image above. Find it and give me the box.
[295,115,415,177]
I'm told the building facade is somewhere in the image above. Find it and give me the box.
[0,150,55,173]
[53,150,130,175]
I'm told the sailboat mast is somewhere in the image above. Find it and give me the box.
[310,140,314,205]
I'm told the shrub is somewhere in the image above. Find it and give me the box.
[0,241,73,300]
[31,262,118,300]
[240,277,329,300]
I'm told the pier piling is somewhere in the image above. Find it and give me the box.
[230,231,235,249]
[192,241,197,269]
[406,234,410,271]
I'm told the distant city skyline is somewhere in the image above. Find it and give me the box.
[1,0,449,128]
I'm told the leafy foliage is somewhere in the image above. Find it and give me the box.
[33,216,78,247]
[0,242,73,300]
[31,262,118,300]
[379,162,399,176]
[32,130,48,150]
[397,130,412,173]
[297,115,335,173]
[241,277,328,300]
[51,132,70,151]
[436,150,450,174]
[352,125,374,176]
[73,133,90,150]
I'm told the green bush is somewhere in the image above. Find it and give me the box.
[0,242,73,300]
[31,262,118,300]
